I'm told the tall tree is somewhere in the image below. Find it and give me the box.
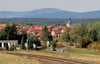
[8,22,17,40]
[21,31,27,49]
[70,25,85,43]
[88,22,100,42]
[61,28,70,42]
[40,25,49,41]
[0,23,18,40]
[3,22,18,40]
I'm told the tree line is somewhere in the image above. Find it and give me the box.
[61,22,100,51]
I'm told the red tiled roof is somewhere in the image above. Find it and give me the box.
[57,25,63,28]
[34,31,42,36]
[27,29,34,33]
[52,27,57,30]
[0,24,6,30]
[0,24,6,27]
[66,27,71,31]
[17,29,27,32]
[52,25,71,31]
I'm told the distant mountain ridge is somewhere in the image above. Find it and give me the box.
[0,8,100,18]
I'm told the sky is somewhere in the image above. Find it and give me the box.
[0,0,100,12]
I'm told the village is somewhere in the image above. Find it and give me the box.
[0,0,100,64]
[0,19,100,64]
[0,18,72,51]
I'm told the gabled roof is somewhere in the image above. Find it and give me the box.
[17,29,27,32]
[27,29,33,33]
[0,24,6,30]
[52,25,71,31]
[0,24,6,27]
[66,27,71,31]
[34,31,42,36]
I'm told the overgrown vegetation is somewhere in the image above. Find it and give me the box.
[61,22,100,51]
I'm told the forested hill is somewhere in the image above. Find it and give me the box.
[0,18,100,25]
[0,8,100,18]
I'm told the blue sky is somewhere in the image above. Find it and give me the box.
[0,0,100,12]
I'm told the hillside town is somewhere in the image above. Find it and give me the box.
[0,19,72,50]
[0,19,71,37]
[0,0,100,64]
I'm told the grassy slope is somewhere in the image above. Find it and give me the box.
[64,48,100,55]
[1,48,100,64]
[0,52,40,64]
[11,49,100,64]
[72,48,100,55]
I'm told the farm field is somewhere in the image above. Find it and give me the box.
[1,48,100,64]
[0,52,40,64]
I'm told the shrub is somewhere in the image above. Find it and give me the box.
[50,41,57,48]
[9,45,15,51]
[76,36,91,48]
[56,44,63,49]
[88,42,100,51]
[4,43,9,50]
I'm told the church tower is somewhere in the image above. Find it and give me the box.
[66,18,72,28]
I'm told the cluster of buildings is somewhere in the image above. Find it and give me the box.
[0,19,72,38]
[0,19,73,49]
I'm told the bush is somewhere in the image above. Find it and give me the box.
[76,36,91,48]
[56,44,63,49]
[28,37,41,49]
[9,45,15,51]
[41,41,47,48]
[50,41,57,48]
[88,42,100,51]
[4,43,9,50]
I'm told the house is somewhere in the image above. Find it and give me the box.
[51,24,71,38]
[34,31,42,37]
[0,24,6,30]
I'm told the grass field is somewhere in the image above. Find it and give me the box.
[0,52,40,64]
[64,48,100,55]
[72,48,100,55]
[1,48,100,64]
[12,49,100,64]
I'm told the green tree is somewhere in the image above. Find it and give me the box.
[0,30,7,40]
[4,43,9,50]
[61,28,70,42]
[88,22,100,42]
[78,36,91,48]
[21,31,27,49]
[8,22,17,40]
[40,25,49,42]
[50,41,57,48]
[2,22,18,40]
[28,37,41,49]
[21,36,25,49]
[98,32,100,42]
[70,25,85,43]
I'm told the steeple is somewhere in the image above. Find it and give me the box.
[66,18,72,27]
